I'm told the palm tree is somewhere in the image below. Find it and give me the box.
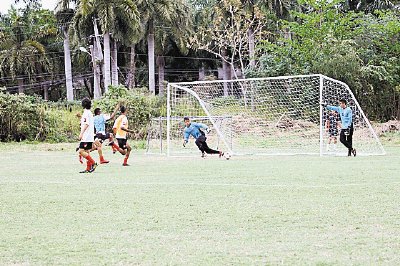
[75,0,140,94]
[56,0,76,101]
[139,0,192,94]
[0,8,51,94]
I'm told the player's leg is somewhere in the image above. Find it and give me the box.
[76,146,83,164]
[340,129,352,156]
[349,127,356,156]
[195,137,206,157]
[107,133,118,153]
[200,138,222,156]
[78,142,97,173]
[333,135,337,151]
[123,142,132,166]
[96,135,109,164]
[111,138,126,155]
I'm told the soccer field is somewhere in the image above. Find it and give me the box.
[0,143,399,265]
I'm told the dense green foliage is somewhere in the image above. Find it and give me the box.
[247,2,400,121]
[95,85,166,139]
[0,85,165,142]
[0,89,81,142]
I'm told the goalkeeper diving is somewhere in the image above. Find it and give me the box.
[182,117,225,158]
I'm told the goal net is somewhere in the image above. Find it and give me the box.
[147,74,385,156]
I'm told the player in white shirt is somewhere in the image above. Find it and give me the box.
[78,98,98,173]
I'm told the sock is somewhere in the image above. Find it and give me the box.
[333,144,337,150]
[86,161,91,171]
[112,143,119,152]
[123,157,128,165]
[85,154,95,165]
[78,155,83,164]
[100,156,105,161]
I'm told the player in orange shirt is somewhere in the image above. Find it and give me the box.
[110,106,135,166]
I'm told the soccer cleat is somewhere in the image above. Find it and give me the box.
[88,163,98,173]
[352,148,357,157]
[347,149,352,157]
[219,151,224,158]
[79,169,90,173]
[100,159,109,164]
[122,163,130,166]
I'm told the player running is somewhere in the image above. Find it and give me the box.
[110,106,135,166]
[182,117,225,158]
[93,103,120,164]
[78,98,98,173]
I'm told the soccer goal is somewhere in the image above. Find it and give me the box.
[149,74,385,156]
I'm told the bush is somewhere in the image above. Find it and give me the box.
[0,90,81,142]
[95,85,165,139]
[0,85,167,143]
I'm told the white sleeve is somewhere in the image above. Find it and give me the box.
[103,114,111,121]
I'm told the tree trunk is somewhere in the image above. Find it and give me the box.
[199,65,205,81]
[91,44,102,99]
[43,85,49,101]
[126,44,136,89]
[157,56,165,96]
[111,39,118,86]
[17,78,24,94]
[103,32,111,92]
[221,48,230,96]
[248,27,256,68]
[63,27,74,101]
[148,20,156,94]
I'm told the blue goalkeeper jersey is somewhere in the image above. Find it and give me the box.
[327,105,353,129]
[184,122,208,141]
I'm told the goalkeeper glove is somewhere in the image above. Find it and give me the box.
[183,140,188,147]
[206,128,211,134]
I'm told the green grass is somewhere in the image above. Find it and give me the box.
[0,143,399,265]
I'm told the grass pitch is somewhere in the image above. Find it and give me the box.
[0,143,399,265]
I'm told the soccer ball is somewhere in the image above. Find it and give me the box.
[224,152,231,160]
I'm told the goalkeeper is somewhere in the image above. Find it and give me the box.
[182,117,224,158]
[322,99,356,157]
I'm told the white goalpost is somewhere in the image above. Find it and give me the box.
[146,74,385,157]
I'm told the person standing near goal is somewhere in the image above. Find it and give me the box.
[182,117,224,158]
[322,99,356,157]
[325,110,340,152]
[78,98,98,173]
[111,106,134,166]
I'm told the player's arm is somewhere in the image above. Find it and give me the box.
[109,102,120,120]
[194,122,211,133]
[183,130,190,147]
[326,105,340,112]
[121,126,135,134]
[79,118,89,140]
